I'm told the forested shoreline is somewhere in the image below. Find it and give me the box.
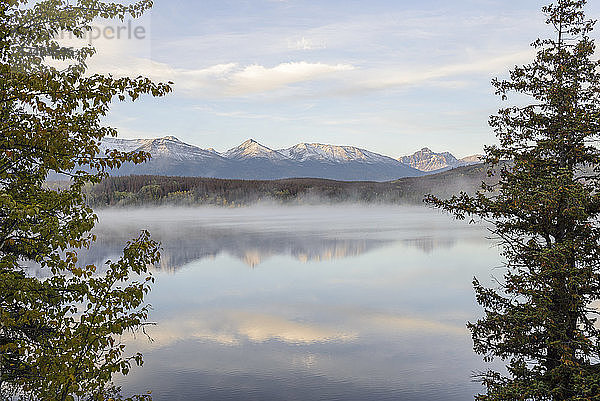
[64,163,493,207]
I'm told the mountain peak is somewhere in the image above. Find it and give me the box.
[225,139,287,161]
[235,138,267,150]
[400,148,481,172]
[278,142,400,165]
[101,136,223,162]
[460,154,484,163]
[100,136,428,181]
[240,138,259,146]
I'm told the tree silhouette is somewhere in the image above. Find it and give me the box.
[428,1,600,399]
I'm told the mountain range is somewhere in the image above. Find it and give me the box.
[99,136,482,181]
[399,147,482,172]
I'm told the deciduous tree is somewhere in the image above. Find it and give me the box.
[0,1,171,399]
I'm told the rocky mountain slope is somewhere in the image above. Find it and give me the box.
[101,136,426,181]
[98,136,483,181]
[399,147,482,172]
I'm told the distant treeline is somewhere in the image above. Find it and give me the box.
[80,163,495,207]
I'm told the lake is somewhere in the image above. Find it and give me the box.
[87,205,502,401]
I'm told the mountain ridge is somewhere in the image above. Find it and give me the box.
[399,147,482,172]
[100,136,481,181]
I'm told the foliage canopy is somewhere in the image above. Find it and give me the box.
[0,0,171,399]
[428,1,600,399]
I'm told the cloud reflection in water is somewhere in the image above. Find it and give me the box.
[79,206,495,401]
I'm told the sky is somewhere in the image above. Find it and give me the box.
[81,0,600,158]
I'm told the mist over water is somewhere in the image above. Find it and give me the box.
[89,205,487,269]
[85,205,500,401]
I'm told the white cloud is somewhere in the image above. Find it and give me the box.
[71,10,534,102]
[342,50,534,94]
[140,51,529,99]
[88,55,355,97]
[288,37,327,50]
[70,9,535,100]
[226,62,355,95]
[195,106,294,122]
[81,48,534,107]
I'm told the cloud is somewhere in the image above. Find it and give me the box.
[195,106,294,121]
[288,37,327,50]
[131,51,529,99]
[88,56,355,97]
[339,50,534,95]
[75,10,533,100]
[214,62,355,95]
[71,10,534,102]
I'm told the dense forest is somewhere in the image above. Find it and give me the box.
[66,163,495,207]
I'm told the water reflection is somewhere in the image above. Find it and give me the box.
[402,237,458,253]
[75,206,487,272]
[132,310,359,348]
[85,225,393,271]
[41,206,499,400]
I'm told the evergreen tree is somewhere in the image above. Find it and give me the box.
[0,0,171,399]
[428,1,600,399]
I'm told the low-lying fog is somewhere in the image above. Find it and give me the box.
[84,205,490,271]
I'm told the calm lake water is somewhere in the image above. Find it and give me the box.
[87,206,502,401]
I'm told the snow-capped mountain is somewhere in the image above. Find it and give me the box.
[224,139,288,161]
[102,136,486,181]
[100,136,230,178]
[400,147,482,172]
[459,154,484,164]
[107,136,221,161]
[279,143,399,165]
[99,137,149,153]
